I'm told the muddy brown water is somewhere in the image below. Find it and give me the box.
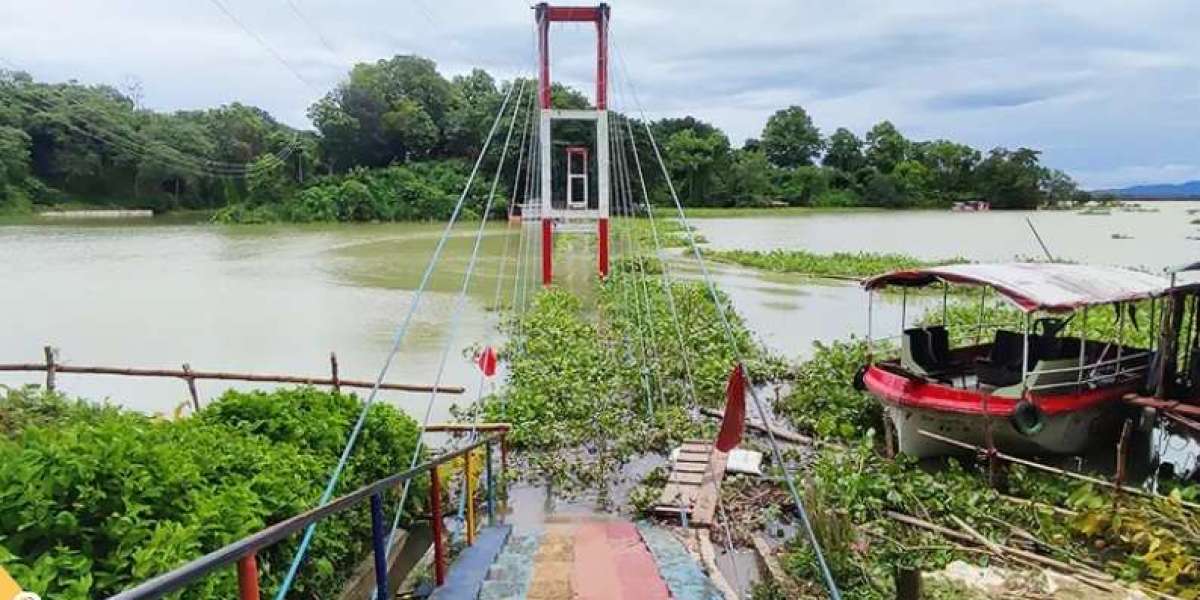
[2,204,1197,465]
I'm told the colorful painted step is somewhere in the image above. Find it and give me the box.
[479,533,541,600]
[430,524,512,600]
[636,523,725,600]
[450,519,722,599]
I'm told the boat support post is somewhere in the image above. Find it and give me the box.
[975,287,988,345]
[866,291,874,357]
[1078,306,1088,384]
[1021,312,1032,394]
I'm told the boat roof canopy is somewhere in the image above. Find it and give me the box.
[864,263,1169,313]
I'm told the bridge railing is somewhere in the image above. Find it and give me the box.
[106,427,510,600]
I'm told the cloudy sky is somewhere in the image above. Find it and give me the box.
[2,0,1198,189]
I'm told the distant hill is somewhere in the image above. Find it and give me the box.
[1104,180,1200,198]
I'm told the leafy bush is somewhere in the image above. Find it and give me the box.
[216,160,493,223]
[776,339,878,440]
[0,386,424,599]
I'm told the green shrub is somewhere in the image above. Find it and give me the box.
[0,386,424,599]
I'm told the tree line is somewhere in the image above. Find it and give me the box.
[0,55,1088,220]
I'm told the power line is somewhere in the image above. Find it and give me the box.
[281,0,340,58]
[207,0,322,94]
[0,58,300,176]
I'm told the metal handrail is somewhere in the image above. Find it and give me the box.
[107,431,507,600]
[1024,351,1152,391]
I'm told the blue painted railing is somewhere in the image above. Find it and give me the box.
[106,428,509,600]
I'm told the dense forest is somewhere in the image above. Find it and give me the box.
[0,55,1089,221]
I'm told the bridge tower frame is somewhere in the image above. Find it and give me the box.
[535,2,611,286]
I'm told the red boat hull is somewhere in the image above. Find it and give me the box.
[863,365,1135,457]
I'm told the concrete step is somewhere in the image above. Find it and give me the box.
[429,525,512,600]
[636,523,725,600]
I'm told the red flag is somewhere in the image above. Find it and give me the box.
[716,363,746,452]
[476,346,497,377]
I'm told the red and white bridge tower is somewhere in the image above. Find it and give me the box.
[535,2,611,285]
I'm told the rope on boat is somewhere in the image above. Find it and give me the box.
[272,74,524,600]
[611,35,843,600]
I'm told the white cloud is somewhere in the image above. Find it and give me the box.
[1,0,1197,188]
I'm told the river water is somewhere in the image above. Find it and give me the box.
[2,202,1197,419]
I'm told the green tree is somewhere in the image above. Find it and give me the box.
[245,155,291,206]
[892,159,934,205]
[1042,168,1085,206]
[0,125,31,209]
[974,147,1046,209]
[912,139,980,205]
[662,127,730,205]
[860,169,904,208]
[309,55,453,170]
[822,127,865,173]
[721,149,774,206]
[442,69,502,157]
[864,121,908,174]
[775,165,831,206]
[760,105,825,168]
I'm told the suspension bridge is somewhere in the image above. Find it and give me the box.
[74,4,840,600]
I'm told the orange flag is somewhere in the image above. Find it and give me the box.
[716,363,746,452]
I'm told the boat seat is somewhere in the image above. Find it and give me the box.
[926,325,952,366]
[902,328,952,381]
[976,330,1025,387]
[991,358,1081,398]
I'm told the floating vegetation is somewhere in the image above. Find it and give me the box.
[480,262,782,496]
[703,248,965,281]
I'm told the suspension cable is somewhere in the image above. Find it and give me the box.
[271,75,523,600]
[449,83,535,530]
[606,116,657,413]
[383,75,529,548]
[611,36,842,600]
[610,105,745,597]
[614,113,699,408]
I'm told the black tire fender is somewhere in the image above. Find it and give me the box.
[852,365,869,392]
[1010,400,1046,436]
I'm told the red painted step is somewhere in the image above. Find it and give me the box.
[570,522,670,600]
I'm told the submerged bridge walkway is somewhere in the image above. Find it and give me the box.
[86,2,841,599]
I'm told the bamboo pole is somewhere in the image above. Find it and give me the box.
[0,362,464,394]
[423,423,512,433]
[699,407,816,445]
[43,345,56,392]
[182,363,201,412]
[330,352,341,395]
[886,511,1121,592]
[916,429,1200,510]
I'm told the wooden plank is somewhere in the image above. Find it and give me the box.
[689,449,729,527]
[675,451,710,463]
[680,441,713,452]
[674,462,708,473]
[667,472,705,485]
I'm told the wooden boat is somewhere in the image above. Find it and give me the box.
[858,263,1170,458]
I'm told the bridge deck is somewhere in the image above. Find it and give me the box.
[652,440,729,527]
